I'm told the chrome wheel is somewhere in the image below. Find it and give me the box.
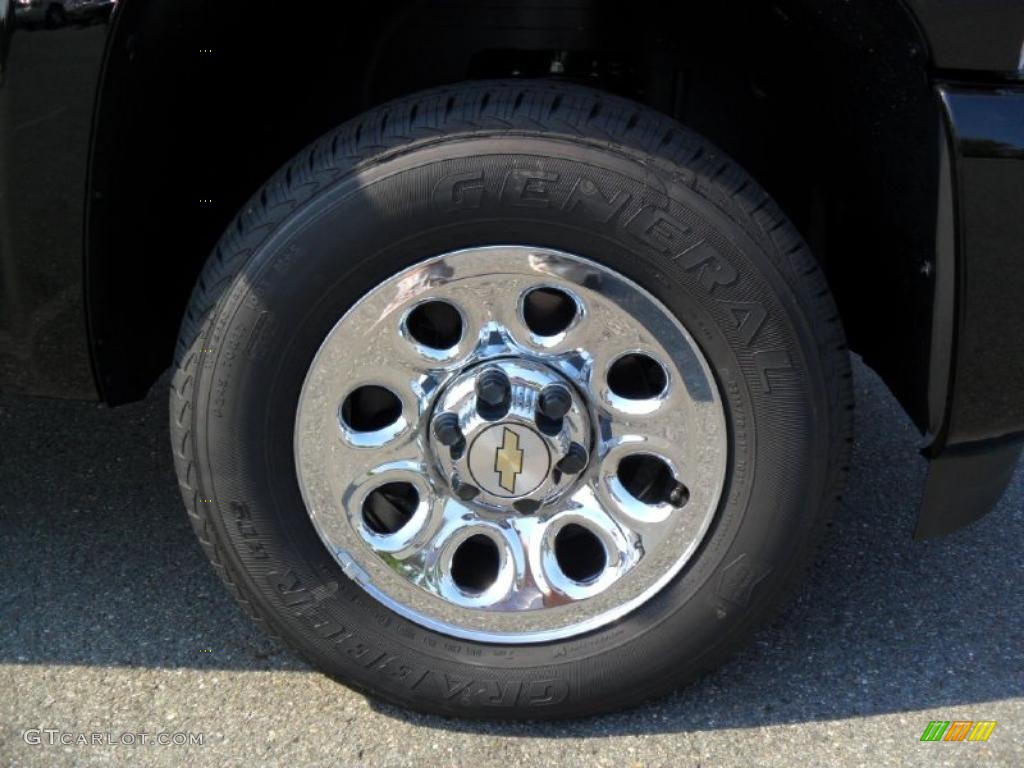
[294,246,728,643]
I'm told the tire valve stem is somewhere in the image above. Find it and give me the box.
[556,442,588,474]
[669,483,689,507]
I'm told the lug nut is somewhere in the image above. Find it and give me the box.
[556,442,588,474]
[513,499,541,515]
[449,436,467,461]
[432,412,463,446]
[476,368,510,407]
[538,384,572,420]
[452,478,479,501]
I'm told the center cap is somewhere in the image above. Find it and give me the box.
[468,424,550,498]
[428,358,592,512]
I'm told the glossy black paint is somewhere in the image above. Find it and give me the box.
[912,82,1024,537]
[936,84,1024,445]
[904,0,1024,75]
[1,0,1022,534]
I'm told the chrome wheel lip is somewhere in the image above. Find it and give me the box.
[294,245,728,644]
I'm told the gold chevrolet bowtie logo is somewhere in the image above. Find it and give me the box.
[494,427,525,493]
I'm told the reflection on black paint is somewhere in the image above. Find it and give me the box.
[12,0,115,32]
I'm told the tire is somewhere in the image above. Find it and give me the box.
[170,80,852,719]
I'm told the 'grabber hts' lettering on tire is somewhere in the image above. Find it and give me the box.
[170,80,852,719]
[268,567,568,709]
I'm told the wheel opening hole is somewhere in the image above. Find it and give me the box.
[362,482,418,535]
[522,287,578,336]
[450,534,500,594]
[617,454,687,506]
[607,353,667,400]
[341,385,402,432]
[554,524,606,583]
[406,300,463,350]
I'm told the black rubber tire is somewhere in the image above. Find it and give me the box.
[170,80,852,719]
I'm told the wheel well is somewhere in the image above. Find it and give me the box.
[87,0,939,430]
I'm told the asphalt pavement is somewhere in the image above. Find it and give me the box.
[1,357,1021,767]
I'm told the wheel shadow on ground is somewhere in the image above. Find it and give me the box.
[0,357,1020,733]
[0,379,304,673]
